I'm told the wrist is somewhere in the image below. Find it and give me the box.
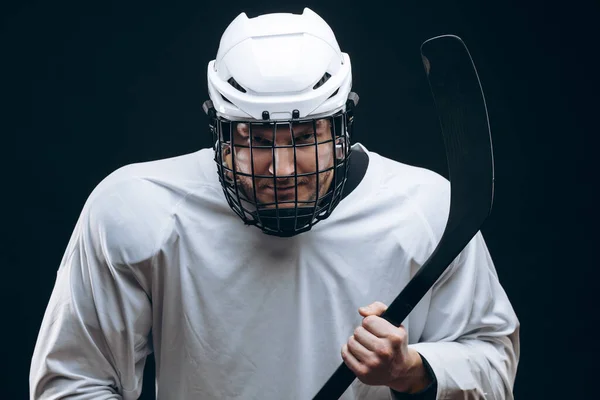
[388,349,433,394]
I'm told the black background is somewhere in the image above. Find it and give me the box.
[1,0,597,399]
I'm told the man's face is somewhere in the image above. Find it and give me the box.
[226,119,336,209]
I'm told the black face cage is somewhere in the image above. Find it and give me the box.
[203,95,358,237]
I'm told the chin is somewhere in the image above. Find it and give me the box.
[258,198,309,208]
[270,202,298,209]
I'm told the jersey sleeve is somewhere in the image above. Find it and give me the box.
[29,178,160,400]
[393,168,520,399]
[408,231,520,399]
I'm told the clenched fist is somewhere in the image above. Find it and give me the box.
[341,301,432,394]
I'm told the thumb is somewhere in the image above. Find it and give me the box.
[358,301,388,317]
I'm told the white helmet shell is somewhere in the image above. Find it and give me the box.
[207,8,352,121]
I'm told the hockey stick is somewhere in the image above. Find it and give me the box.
[312,34,495,399]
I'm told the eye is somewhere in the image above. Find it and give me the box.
[251,136,273,146]
[296,133,315,143]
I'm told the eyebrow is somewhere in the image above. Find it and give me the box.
[292,125,314,134]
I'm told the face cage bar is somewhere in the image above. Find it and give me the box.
[209,110,354,237]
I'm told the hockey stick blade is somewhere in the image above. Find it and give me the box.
[312,34,495,399]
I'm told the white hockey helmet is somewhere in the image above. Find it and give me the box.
[206,7,355,121]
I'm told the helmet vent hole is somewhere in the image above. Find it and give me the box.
[227,77,247,93]
[313,72,331,89]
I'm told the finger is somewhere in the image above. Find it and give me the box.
[362,316,408,341]
[353,325,381,352]
[358,301,388,317]
[341,343,366,376]
[347,334,375,365]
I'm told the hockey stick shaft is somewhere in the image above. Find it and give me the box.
[312,35,495,399]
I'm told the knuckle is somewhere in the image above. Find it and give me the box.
[362,315,376,327]
[365,357,380,369]
[347,335,355,347]
[397,325,408,337]
[390,331,405,344]
[375,345,393,359]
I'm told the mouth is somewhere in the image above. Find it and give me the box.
[266,185,301,195]
[268,186,295,192]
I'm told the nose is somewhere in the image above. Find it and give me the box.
[268,147,297,178]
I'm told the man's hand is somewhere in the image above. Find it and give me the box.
[341,301,432,393]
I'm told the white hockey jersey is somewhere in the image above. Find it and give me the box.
[30,144,519,399]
